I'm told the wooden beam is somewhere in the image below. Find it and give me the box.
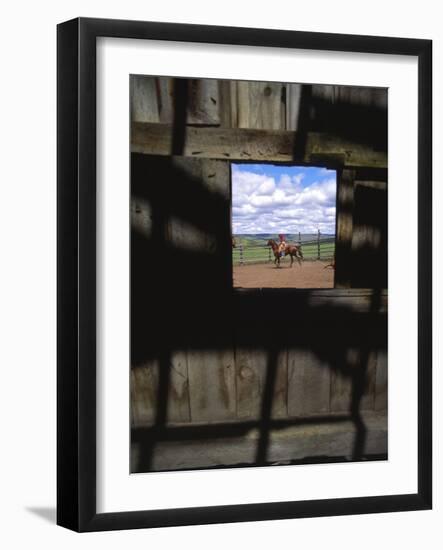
[131,122,387,168]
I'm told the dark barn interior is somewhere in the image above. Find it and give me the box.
[130,76,388,472]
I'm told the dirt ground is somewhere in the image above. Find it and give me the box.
[233,260,334,288]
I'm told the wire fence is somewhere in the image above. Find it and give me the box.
[232,232,335,265]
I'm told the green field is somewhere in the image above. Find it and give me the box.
[232,233,335,265]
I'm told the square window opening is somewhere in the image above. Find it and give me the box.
[231,163,337,289]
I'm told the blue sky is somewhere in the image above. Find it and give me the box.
[231,163,337,235]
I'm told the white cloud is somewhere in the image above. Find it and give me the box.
[256,178,276,195]
[232,169,336,234]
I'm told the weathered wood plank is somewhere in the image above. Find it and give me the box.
[130,197,152,239]
[131,360,159,426]
[187,350,237,422]
[335,86,387,109]
[236,347,287,420]
[165,158,230,253]
[131,352,192,427]
[131,123,387,168]
[166,157,207,252]
[374,350,388,411]
[218,80,233,128]
[156,77,220,125]
[311,85,387,110]
[200,159,230,255]
[330,349,377,412]
[287,350,330,416]
[236,81,250,129]
[353,180,387,191]
[157,77,174,123]
[286,83,302,131]
[130,76,160,123]
[187,79,220,125]
[168,351,191,423]
[230,81,238,128]
[237,82,285,130]
[201,158,230,198]
[335,169,356,288]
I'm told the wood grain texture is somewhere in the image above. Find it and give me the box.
[130,197,152,239]
[286,83,302,131]
[237,82,285,130]
[335,86,387,109]
[131,123,387,167]
[374,350,388,411]
[187,79,220,125]
[218,80,233,128]
[288,349,331,416]
[157,77,174,123]
[131,360,159,426]
[230,81,238,128]
[187,349,237,422]
[201,158,230,198]
[130,75,160,123]
[154,77,221,125]
[131,353,192,427]
[165,158,230,253]
[166,157,206,252]
[167,351,191,423]
[330,349,377,413]
[235,346,288,420]
[335,169,356,288]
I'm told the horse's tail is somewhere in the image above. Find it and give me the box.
[298,245,303,259]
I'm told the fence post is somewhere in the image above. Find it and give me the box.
[240,244,244,265]
[317,229,321,260]
[298,231,301,244]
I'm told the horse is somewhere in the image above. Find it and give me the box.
[267,239,303,268]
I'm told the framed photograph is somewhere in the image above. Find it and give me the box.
[57,17,432,531]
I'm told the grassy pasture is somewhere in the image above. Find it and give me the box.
[232,234,335,265]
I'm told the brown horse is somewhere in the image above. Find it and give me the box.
[267,239,303,268]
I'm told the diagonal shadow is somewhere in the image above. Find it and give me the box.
[171,78,189,155]
[255,347,279,465]
[350,288,383,460]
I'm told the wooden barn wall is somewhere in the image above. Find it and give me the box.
[130,154,387,429]
[130,76,387,136]
[131,290,387,427]
[130,78,387,168]
[129,77,388,430]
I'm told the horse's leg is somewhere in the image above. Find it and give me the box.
[290,253,293,268]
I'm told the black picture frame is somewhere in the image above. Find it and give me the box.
[57,17,432,532]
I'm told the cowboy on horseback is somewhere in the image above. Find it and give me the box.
[278,233,286,257]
